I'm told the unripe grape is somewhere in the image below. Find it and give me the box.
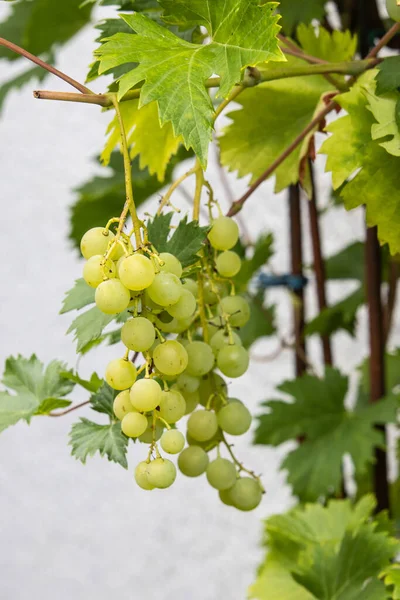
[203,280,227,305]
[134,461,154,490]
[105,358,137,390]
[217,345,249,378]
[176,373,200,393]
[216,251,242,278]
[219,295,251,327]
[154,315,192,334]
[167,289,196,319]
[121,317,156,352]
[159,389,186,423]
[210,329,242,355]
[199,373,228,407]
[228,477,263,511]
[83,255,116,288]
[138,415,164,443]
[143,290,164,314]
[186,341,215,376]
[113,390,136,420]
[153,340,188,376]
[121,411,148,438]
[219,489,235,506]
[119,254,155,291]
[217,400,252,435]
[182,278,198,296]
[187,409,218,441]
[186,430,221,450]
[147,272,182,307]
[80,227,115,259]
[208,216,239,250]
[386,0,400,21]
[206,458,237,490]
[146,458,176,489]
[159,252,183,278]
[95,279,130,314]
[130,378,162,412]
[182,389,200,414]
[178,446,209,477]
[160,429,185,454]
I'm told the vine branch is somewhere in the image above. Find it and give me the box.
[48,400,90,417]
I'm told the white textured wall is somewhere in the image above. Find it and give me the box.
[0,6,398,600]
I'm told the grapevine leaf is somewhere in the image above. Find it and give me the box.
[35,398,72,414]
[69,418,128,468]
[60,279,95,314]
[146,212,173,249]
[67,307,114,353]
[305,287,364,338]
[380,565,400,599]
[90,383,117,417]
[249,563,317,600]
[234,233,274,289]
[101,99,182,181]
[325,242,365,281]
[297,24,357,63]
[60,371,103,393]
[0,0,92,61]
[0,355,74,432]
[359,349,400,400]
[155,216,209,267]
[366,87,400,157]
[95,3,284,165]
[321,71,400,254]
[277,0,326,34]
[375,56,400,96]
[255,367,399,501]
[239,292,275,348]
[219,53,330,193]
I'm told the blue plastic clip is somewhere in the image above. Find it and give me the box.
[257,273,308,292]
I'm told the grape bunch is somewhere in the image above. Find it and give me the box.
[79,215,264,511]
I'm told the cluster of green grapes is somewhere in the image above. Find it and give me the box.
[79,215,263,511]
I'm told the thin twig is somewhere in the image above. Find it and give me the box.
[33,90,108,106]
[366,22,400,58]
[221,433,265,492]
[157,166,197,216]
[48,400,90,417]
[0,37,93,95]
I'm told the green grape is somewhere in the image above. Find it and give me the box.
[80,227,115,259]
[148,339,161,357]
[205,315,225,340]
[154,314,191,334]
[219,295,251,327]
[147,272,182,307]
[219,489,235,507]
[182,278,198,296]
[210,329,242,355]
[203,280,228,305]
[186,341,215,376]
[146,458,176,489]
[217,345,249,378]
[159,389,186,423]
[134,461,154,490]
[118,254,155,291]
[167,289,196,319]
[178,445,209,477]
[105,358,137,390]
[113,390,136,420]
[159,252,183,278]
[130,378,162,412]
[229,477,263,511]
[95,279,130,314]
[386,0,400,21]
[206,458,237,490]
[182,389,200,414]
[217,400,252,435]
[216,251,242,278]
[160,429,185,454]
[153,340,188,376]
[208,216,239,251]
[187,409,218,441]
[138,415,164,443]
[176,373,200,393]
[121,411,148,438]
[121,317,156,352]
[199,373,228,407]
[143,290,164,314]
[186,429,221,450]
[83,255,116,288]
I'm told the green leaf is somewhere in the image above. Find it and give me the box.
[150,214,209,267]
[255,367,399,501]
[239,292,275,349]
[0,355,74,432]
[90,383,117,417]
[95,3,284,165]
[234,233,274,289]
[366,86,400,157]
[325,242,365,281]
[277,0,326,34]
[69,418,128,468]
[296,24,357,63]
[0,0,92,61]
[59,279,95,314]
[219,53,330,193]
[321,71,400,254]
[359,349,400,400]
[67,307,114,353]
[60,371,103,393]
[381,565,400,599]
[375,56,400,96]
[305,287,364,337]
